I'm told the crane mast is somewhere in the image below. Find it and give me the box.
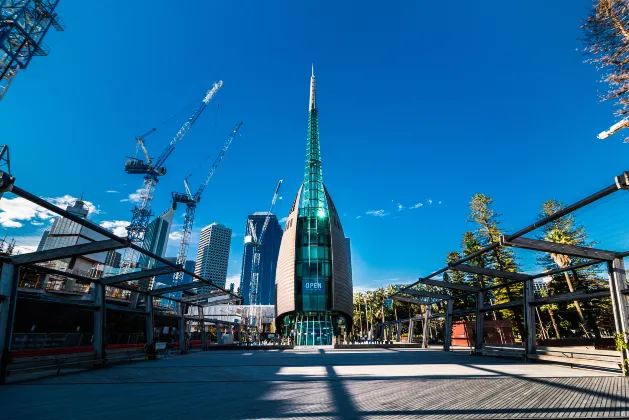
[168,122,242,302]
[118,81,223,280]
[248,180,282,306]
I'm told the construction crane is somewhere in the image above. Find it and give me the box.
[119,81,223,277]
[0,0,65,100]
[247,180,283,307]
[168,122,243,300]
[0,145,13,199]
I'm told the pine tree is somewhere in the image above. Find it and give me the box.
[536,199,605,338]
[468,193,525,338]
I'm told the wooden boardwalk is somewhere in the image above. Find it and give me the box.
[1,348,627,419]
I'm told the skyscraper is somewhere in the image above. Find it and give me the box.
[105,250,122,269]
[41,197,108,290]
[239,212,283,305]
[137,208,174,270]
[36,228,50,252]
[195,223,232,292]
[275,67,353,345]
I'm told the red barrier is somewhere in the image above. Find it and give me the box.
[105,343,145,350]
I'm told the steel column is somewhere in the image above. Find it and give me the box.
[179,304,186,354]
[444,299,453,352]
[523,279,536,358]
[0,262,18,383]
[145,296,154,346]
[475,291,484,352]
[608,258,629,375]
[396,321,401,342]
[198,306,207,350]
[408,319,413,344]
[93,283,106,364]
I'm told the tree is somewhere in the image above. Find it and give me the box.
[536,199,602,337]
[468,193,525,337]
[583,1,629,121]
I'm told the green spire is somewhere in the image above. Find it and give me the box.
[301,64,327,218]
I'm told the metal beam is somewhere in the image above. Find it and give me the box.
[405,289,451,301]
[12,239,126,265]
[392,296,431,305]
[504,177,623,242]
[530,259,603,279]
[23,264,99,284]
[500,237,617,261]
[532,289,611,306]
[197,297,242,306]
[150,281,211,296]
[452,308,476,316]
[480,300,523,312]
[100,265,179,286]
[450,264,530,282]
[418,278,480,292]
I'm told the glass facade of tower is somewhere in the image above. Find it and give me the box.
[275,68,353,346]
[293,73,335,345]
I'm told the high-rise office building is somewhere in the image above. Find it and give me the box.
[41,197,108,290]
[36,228,50,251]
[239,212,283,305]
[275,67,353,345]
[195,223,232,293]
[105,250,122,269]
[137,208,174,270]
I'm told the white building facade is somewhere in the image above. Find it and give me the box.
[195,223,232,292]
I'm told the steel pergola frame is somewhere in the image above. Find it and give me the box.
[388,172,629,373]
[0,180,244,383]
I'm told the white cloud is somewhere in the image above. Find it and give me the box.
[438,201,442,204]
[397,203,404,211]
[106,190,119,194]
[279,216,288,223]
[366,209,389,217]
[169,231,182,241]
[99,220,130,237]
[121,189,143,203]
[356,215,362,219]
[410,203,423,209]
[428,199,433,205]
[0,195,98,228]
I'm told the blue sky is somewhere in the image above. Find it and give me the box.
[1,1,627,291]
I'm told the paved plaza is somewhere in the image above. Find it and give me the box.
[1,348,628,419]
